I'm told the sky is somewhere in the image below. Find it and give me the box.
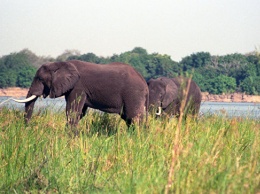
[1,0,260,61]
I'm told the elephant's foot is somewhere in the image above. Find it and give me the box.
[65,123,80,137]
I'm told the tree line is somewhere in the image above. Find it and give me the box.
[0,47,259,95]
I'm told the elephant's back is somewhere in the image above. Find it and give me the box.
[70,60,141,77]
[171,77,202,102]
[70,60,147,89]
[171,77,200,90]
[98,62,147,88]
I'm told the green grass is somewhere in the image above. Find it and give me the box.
[0,107,259,193]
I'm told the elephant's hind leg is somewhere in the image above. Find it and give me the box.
[122,102,146,128]
[120,113,132,128]
[80,104,88,119]
[122,114,144,129]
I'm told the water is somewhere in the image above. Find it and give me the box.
[1,96,260,119]
[200,101,260,118]
[0,96,65,112]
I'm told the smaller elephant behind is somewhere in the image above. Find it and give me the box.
[147,76,202,119]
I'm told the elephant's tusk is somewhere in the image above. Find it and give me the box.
[155,106,162,116]
[11,95,37,103]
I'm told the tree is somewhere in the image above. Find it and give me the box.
[16,67,36,87]
[56,49,81,61]
[0,52,37,88]
[131,47,148,55]
[107,48,179,80]
[20,49,54,68]
[180,52,211,71]
[192,72,207,92]
[68,52,109,64]
[207,75,236,94]
[240,76,260,95]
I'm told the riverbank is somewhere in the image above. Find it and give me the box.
[1,87,260,103]
[0,87,28,98]
[202,92,260,103]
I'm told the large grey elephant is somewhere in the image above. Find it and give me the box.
[147,76,202,119]
[12,60,149,130]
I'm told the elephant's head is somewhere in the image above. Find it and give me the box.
[13,61,80,123]
[147,77,178,115]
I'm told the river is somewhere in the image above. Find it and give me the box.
[0,97,260,119]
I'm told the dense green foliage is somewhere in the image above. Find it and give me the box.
[0,49,53,88]
[182,52,260,94]
[1,47,260,94]
[0,52,36,88]
[0,107,259,193]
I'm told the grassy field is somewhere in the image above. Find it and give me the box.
[0,107,259,193]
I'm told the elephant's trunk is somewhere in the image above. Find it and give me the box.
[10,94,38,123]
[24,94,38,124]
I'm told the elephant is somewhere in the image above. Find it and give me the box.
[12,60,149,131]
[147,76,202,119]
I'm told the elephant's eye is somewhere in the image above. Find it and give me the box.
[38,77,44,82]
[159,92,163,97]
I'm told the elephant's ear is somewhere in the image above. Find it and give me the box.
[49,62,80,98]
[162,80,177,109]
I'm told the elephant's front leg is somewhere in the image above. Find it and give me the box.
[65,93,86,134]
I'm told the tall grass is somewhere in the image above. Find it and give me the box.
[0,107,259,193]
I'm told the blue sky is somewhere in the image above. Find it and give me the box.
[1,0,260,61]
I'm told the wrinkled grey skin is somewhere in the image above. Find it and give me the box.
[147,77,202,118]
[147,77,178,115]
[25,60,149,129]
